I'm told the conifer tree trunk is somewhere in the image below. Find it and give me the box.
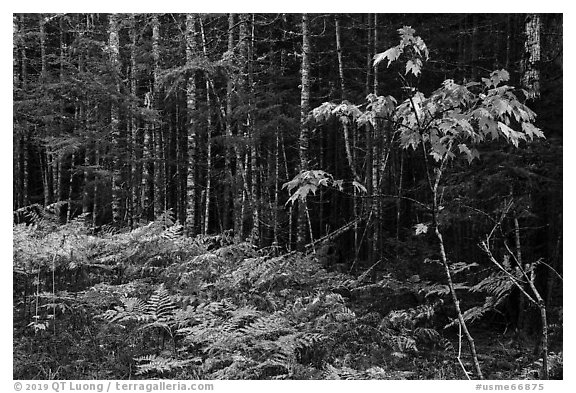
[224,13,235,231]
[152,14,165,219]
[22,136,29,207]
[79,19,89,217]
[20,15,30,207]
[56,17,65,207]
[365,14,373,96]
[200,17,213,235]
[129,14,141,225]
[373,14,379,95]
[39,15,47,83]
[470,15,478,80]
[248,14,260,245]
[66,151,75,223]
[38,15,52,207]
[273,126,280,246]
[108,13,122,224]
[522,14,541,99]
[92,144,100,229]
[505,15,512,70]
[13,16,21,209]
[82,148,90,215]
[142,94,154,220]
[233,14,251,241]
[185,14,198,233]
[297,13,311,251]
[335,15,346,99]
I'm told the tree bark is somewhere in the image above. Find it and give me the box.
[200,17,213,235]
[297,13,311,251]
[522,14,541,99]
[335,15,346,100]
[66,151,75,223]
[373,14,379,95]
[248,14,260,245]
[365,14,373,96]
[224,13,235,231]
[108,13,122,224]
[152,14,165,219]
[185,14,198,233]
[129,14,141,226]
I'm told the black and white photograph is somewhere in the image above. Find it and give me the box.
[12,9,564,383]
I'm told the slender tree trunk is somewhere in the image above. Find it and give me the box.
[57,17,65,206]
[396,151,404,242]
[200,18,213,235]
[373,14,379,95]
[514,216,527,332]
[107,14,122,224]
[433,161,483,380]
[335,15,346,100]
[39,15,47,82]
[92,143,100,229]
[20,15,30,207]
[248,14,260,245]
[39,148,49,207]
[14,139,21,209]
[273,126,280,246]
[176,97,186,225]
[152,15,165,219]
[13,16,21,209]
[52,152,60,204]
[522,14,541,99]
[224,13,235,231]
[22,135,29,206]
[470,15,478,80]
[79,20,90,217]
[365,13,373,96]
[82,147,91,215]
[129,14,141,226]
[232,15,251,241]
[280,134,293,250]
[185,14,198,233]
[66,151,75,223]
[142,94,154,220]
[505,15,512,70]
[297,13,311,251]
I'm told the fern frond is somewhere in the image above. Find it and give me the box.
[134,354,195,375]
[161,224,184,240]
[147,284,176,321]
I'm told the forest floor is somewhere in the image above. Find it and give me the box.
[13,221,562,380]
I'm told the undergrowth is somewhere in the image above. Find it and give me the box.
[13,214,561,379]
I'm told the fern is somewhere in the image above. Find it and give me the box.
[520,351,563,380]
[161,224,184,240]
[99,297,149,323]
[146,284,176,321]
[135,354,197,376]
[98,284,176,326]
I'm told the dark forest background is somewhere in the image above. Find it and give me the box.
[12,13,563,380]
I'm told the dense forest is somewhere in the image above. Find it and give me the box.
[13,13,562,380]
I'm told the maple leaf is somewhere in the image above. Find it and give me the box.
[497,121,513,138]
[398,25,416,39]
[414,223,429,235]
[374,46,402,67]
[458,143,479,163]
[405,59,422,77]
[522,122,545,140]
